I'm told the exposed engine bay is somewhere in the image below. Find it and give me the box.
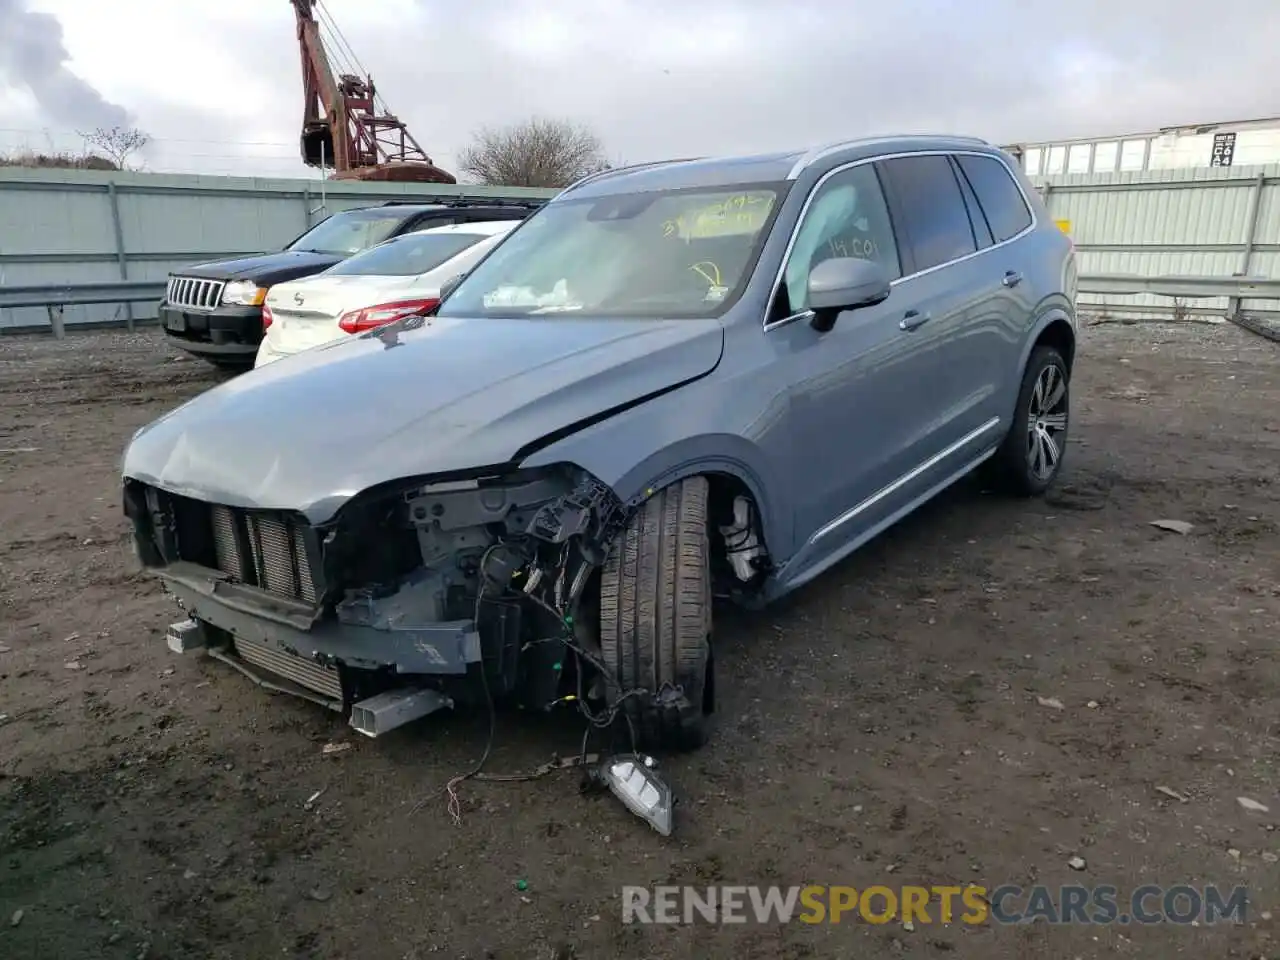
[123,463,770,834]
[126,465,621,709]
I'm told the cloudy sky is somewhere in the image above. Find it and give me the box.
[0,0,1277,180]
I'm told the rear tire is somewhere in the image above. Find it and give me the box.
[599,477,713,752]
[988,345,1070,496]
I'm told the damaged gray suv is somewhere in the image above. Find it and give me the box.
[122,136,1076,752]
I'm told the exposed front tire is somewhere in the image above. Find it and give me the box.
[599,476,713,752]
[989,345,1070,496]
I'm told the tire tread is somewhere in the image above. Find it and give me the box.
[987,345,1069,497]
[600,477,711,750]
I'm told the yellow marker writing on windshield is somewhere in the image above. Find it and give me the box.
[689,261,722,288]
[663,193,775,240]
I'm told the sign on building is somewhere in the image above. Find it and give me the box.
[1210,132,1236,167]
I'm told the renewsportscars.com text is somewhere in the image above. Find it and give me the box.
[621,884,1248,926]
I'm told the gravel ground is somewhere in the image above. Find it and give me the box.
[0,322,1278,960]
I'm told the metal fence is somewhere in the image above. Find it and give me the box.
[1031,162,1280,322]
[0,166,558,332]
[2,161,1279,334]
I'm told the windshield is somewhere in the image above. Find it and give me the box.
[323,231,493,277]
[287,210,412,256]
[436,185,784,318]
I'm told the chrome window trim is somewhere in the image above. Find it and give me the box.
[763,149,1037,332]
[785,135,989,181]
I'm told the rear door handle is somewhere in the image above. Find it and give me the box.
[1002,271,1023,288]
[900,310,931,332]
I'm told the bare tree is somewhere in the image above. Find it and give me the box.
[76,126,150,171]
[458,117,609,188]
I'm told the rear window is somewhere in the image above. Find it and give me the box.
[955,155,1033,243]
[287,210,415,256]
[323,231,491,277]
[877,155,977,273]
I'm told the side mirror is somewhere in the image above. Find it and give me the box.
[806,257,892,332]
[438,273,464,303]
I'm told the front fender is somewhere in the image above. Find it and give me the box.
[518,383,795,560]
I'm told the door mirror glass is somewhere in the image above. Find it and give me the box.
[806,257,891,331]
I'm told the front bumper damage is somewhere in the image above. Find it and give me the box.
[160,561,482,678]
[129,464,684,834]
[160,566,479,736]
[125,464,625,734]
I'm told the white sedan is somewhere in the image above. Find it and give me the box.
[255,220,522,368]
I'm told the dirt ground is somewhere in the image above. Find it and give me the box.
[1,320,1278,960]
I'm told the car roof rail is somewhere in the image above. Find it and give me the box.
[558,157,705,196]
[785,134,992,179]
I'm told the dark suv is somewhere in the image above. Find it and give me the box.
[159,198,547,368]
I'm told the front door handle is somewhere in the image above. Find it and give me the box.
[900,309,931,332]
[1002,270,1023,288]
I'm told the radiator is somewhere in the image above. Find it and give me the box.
[208,504,318,604]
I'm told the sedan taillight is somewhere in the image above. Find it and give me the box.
[337,298,439,334]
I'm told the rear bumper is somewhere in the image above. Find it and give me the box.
[256,332,348,368]
[254,338,295,368]
[160,303,262,361]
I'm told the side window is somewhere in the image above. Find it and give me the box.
[877,155,977,273]
[955,155,1033,243]
[950,157,994,250]
[777,164,901,318]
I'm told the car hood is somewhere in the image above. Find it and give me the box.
[179,250,344,283]
[123,316,724,523]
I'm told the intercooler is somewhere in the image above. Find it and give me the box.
[230,634,343,705]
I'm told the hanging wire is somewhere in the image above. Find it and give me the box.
[316,23,358,80]
[316,1,370,78]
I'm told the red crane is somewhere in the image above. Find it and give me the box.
[290,0,456,183]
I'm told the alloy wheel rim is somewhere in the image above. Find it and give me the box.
[1026,364,1068,481]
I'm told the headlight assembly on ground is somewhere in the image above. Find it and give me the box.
[599,754,674,836]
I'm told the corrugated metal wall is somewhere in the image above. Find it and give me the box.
[1032,162,1280,319]
[0,167,558,330]
[2,162,1276,330]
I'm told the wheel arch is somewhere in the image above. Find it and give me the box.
[1020,309,1077,375]
[521,435,792,563]
[1006,309,1076,429]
